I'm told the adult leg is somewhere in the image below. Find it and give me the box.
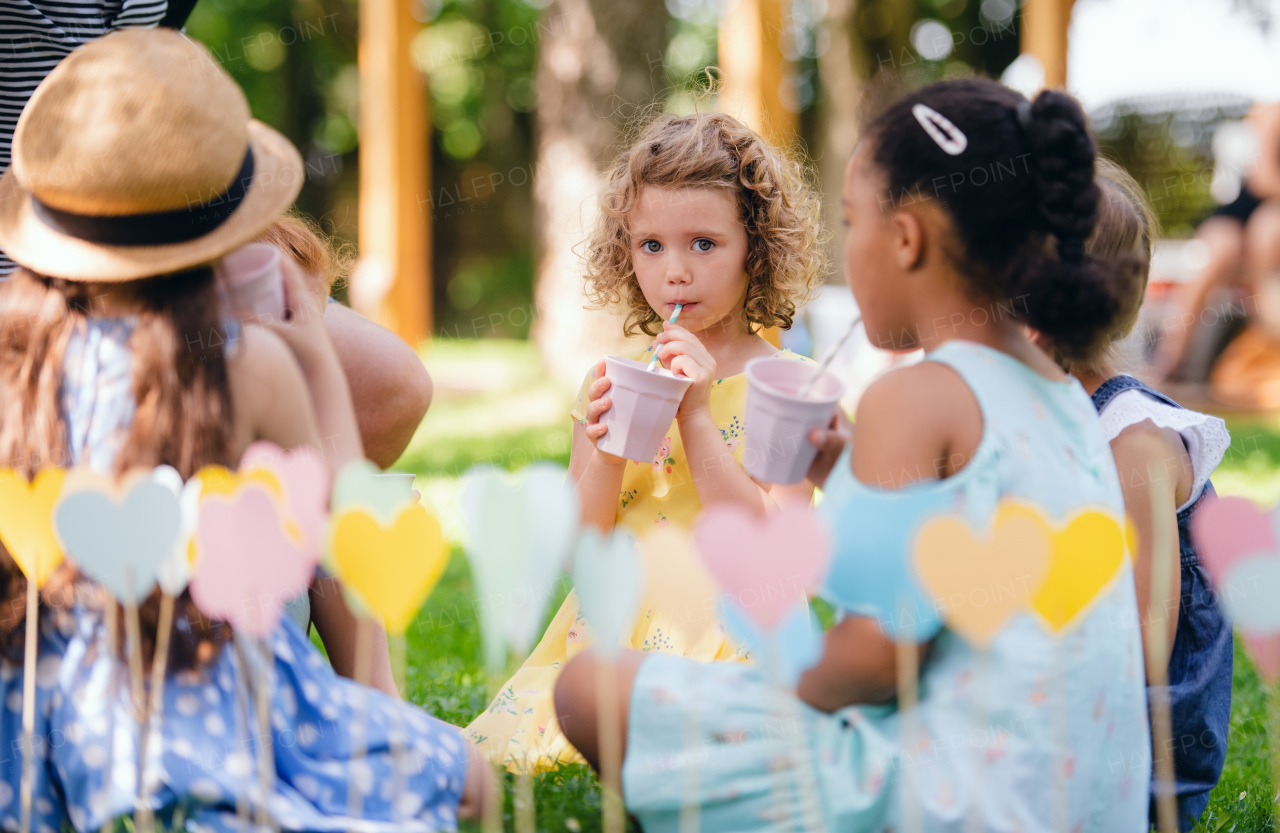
[1154,217,1245,381]
[1246,199,1280,286]
[553,649,648,772]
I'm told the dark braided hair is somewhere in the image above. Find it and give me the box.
[865,79,1142,362]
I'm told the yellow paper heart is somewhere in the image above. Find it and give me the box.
[330,505,449,635]
[194,465,283,499]
[913,501,1052,648]
[1031,509,1126,633]
[0,468,66,587]
[637,527,721,646]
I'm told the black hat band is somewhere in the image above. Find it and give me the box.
[30,147,255,247]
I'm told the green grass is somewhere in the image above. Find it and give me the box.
[394,343,1280,832]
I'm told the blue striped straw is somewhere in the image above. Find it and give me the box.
[646,304,683,371]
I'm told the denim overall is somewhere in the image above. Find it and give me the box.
[1092,375,1233,831]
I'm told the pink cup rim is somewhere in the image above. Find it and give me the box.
[604,355,694,389]
[744,356,845,404]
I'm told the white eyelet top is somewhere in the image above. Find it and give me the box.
[1097,389,1231,512]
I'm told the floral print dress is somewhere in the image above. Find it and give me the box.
[464,346,813,772]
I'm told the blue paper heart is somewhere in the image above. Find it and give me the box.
[718,600,821,688]
[55,478,182,603]
[818,472,955,640]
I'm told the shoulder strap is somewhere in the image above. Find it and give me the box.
[1090,375,1183,414]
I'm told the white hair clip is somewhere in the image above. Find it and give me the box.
[912,103,968,156]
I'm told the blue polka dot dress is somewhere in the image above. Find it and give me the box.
[0,318,470,830]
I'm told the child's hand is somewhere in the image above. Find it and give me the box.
[806,410,853,489]
[654,323,715,418]
[582,360,626,464]
[265,257,336,373]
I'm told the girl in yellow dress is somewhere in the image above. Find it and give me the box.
[465,112,827,771]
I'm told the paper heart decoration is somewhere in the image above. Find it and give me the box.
[190,484,313,637]
[719,601,822,687]
[913,502,1052,648]
[0,468,66,587]
[460,464,580,670]
[54,469,182,603]
[1184,495,1280,679]
[1216,555,1280,632]
[332,460,417,525]
[693,502,830,632]
[329,504,450,634]
[637,528,721,646]
[572,530,643,658]
[193,464,284,500]
[240,442,329,564]
[1191,495,1276,586]
[1243,633,1280,683]
[151,466,204,596]
[819,485,955,640]
[1030,509,1126,633]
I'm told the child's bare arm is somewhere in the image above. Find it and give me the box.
[1109,422,1187,677]
[798,616,931,710]
[798,363,977,712]
[568,362,629,533]
[264,258,364,471]
[657,324,812,512]
[678,410,808,512]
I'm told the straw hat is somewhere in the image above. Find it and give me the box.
[0,28,305,282]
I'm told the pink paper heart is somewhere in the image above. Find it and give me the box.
[240,441,329,565]
[1191,495,1276,585]
[189,484,314,637]
[693,501,830,631]
[1242,632,1280,684]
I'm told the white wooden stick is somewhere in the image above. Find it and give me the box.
[594,656,624,833]
[18,575,37,833]
[1146,464,1178,833]
[136,593,175,832]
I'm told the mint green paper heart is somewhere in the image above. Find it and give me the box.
[572,530,643,658]
[332,460,416,525]
[460,463,581,672]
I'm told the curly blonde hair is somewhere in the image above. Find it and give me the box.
[585,112,827,336]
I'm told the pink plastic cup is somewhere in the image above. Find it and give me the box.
[743,357,846,485]
[216,243,286,321]
[596,356,693,462]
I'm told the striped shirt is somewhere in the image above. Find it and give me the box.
[0,0,168,272]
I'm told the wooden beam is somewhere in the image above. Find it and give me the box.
[719,0,795,346]
[718,0,798,148]
[358,0,431,344]
[1020,0,1076,89]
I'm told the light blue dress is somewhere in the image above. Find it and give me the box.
[0,318,469,831]
[621,340,1151,832]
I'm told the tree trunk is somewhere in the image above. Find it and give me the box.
[530,0,668,390]
[816,0,861,287]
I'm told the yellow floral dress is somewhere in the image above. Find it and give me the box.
[464,346,811,772]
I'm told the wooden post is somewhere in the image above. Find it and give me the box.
[1020,0,1075,90]
[358,0,431,344]
[718,0,798,149]
[719,0,795,346]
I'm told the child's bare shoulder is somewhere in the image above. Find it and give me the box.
[858,361,979,425]
[853,360,982,479]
